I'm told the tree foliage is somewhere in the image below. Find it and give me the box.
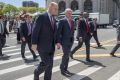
[0,2,46,16]
[19,7,45,13]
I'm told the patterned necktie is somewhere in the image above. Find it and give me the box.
[27,23,31,36]
[68,19,72,29]
[50,16,54,30]
[86,19,90,33]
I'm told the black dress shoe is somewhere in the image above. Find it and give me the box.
[0,54,5,57]
[61,71,71,77]
[98,44,102,47]
[33,56,38,60]
[65,70,75,76]
[70,54,74,59]
[110,53,116,57]
[22,56,27,60]
[86,59,94,62]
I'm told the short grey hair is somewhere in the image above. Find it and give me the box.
[65,8,72,13]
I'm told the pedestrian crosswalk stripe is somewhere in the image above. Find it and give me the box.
[0,52,61,65]
[6,51,30,56]
[64,65,103,80]
[74,41,97,45]
[9,36,16,39]
[16,60,80,80]
[3,46,17,50]
[0,64,34,75]
[3,48,21,53]
[0,56,62,75]
[108,70,120,80]
[0,54,32,65]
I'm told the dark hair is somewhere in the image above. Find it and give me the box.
[0,15,3,19]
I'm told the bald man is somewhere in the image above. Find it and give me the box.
[57,8,75,77]
[31,2,58,80]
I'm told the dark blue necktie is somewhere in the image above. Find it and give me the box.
[50,16,54,30]
[27,23,31,35]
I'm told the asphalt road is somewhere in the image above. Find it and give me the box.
[0,27,120,80]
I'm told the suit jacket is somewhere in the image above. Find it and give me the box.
[77,18,94,39]
[32,12,57,53]
[116,26,120,41]
[0,21,9,38]
[92,21,98,31]
[89,21,95,33]
[57,18,75,46]
[20,21,33,40]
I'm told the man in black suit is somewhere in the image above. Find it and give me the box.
[31,2,58,80]
[110,25,120,57]
[57,8,75,77]
[70,12,94,62]
[20,14,37,60]
[90,18,102,47]
[0,15,9,57]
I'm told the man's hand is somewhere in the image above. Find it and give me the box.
[79,37,83,42]
[22,37,25,41]
[32,44,37,52]
[91,33,93,36]
[56,43,61,49]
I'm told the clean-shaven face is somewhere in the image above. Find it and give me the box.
[48,2,58,16]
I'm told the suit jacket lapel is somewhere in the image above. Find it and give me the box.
[64,18,71,30]
[65,18,74,30]
[71,20,74,30]
[45,12,54,32]
[25,22,28,33]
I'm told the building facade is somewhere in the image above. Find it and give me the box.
[22,1,39,7]
[46,0,120,23]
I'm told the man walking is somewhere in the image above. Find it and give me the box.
[20,14,37,60]
[57,8,75,77]
[0,15,9,57]
[110,25,120,57]
[31,2,58,80]
[70,12,94,62]
[90,18,102,47]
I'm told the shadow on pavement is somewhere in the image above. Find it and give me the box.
[91,46,107,50]
[73,59,106,67]
[65,74,93,80]
[23,58,39,64]
[0,55,11,60]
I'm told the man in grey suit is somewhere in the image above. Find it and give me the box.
[31,2,58,80]
[57,8,75,77]
[110,25,120,57]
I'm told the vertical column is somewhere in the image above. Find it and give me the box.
[66,0,70,8]
[92,0,98,12]
[78,0,83,12]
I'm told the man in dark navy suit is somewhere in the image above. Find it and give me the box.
[0,15,9,57]
[57,8,75,77]
[90,18,102,47]
[110,25,120,57]
[20,14,37,60]
[70,12,94,62]
[31,2,58,80]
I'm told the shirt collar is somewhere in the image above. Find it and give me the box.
[47,11,52,18]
